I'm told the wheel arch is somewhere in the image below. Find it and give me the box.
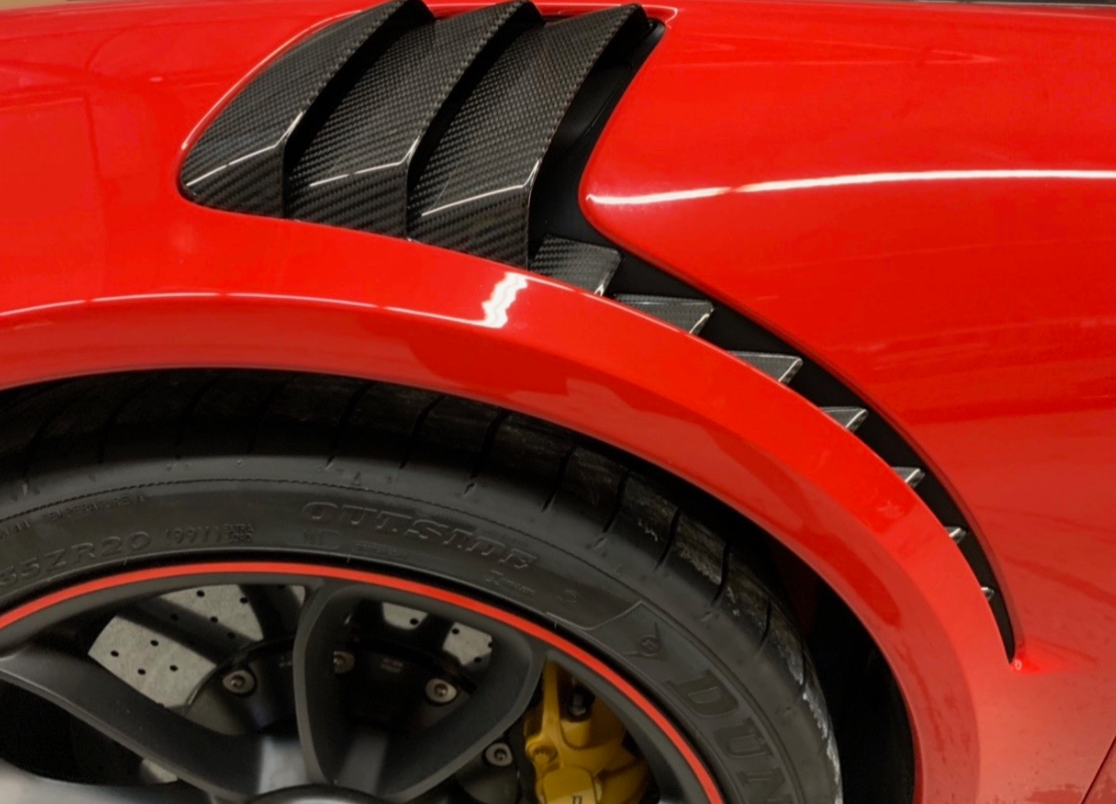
[0,221,1001,802]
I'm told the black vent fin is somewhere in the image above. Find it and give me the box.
[407,5,650,266]
[531,237,621,294]
[893,466,926,487]
[822,406,869,432]
[180,0,426,216]
[730,352,803,384]
[287,1,541,234]
[614,294,714,334]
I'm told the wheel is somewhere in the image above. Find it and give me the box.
[0,371,841,804]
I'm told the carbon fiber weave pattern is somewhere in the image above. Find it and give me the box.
[180,0,418,216]
[408,6,647,266]
[287,2,541,235]
[531,236,621,294]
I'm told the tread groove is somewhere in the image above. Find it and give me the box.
[710,542,732,607]
[326,381,375,467]
[247,378,295,455]
[399,396,444,469]
[96,384,150,465]
[654,506,682,571]
[541,445,575,512]
[470,409,510,480]
[173,375,225,460]
[602,468,630,534]
[21,394,84,483]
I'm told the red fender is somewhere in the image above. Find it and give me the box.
[0,0,1109,802]
[0,207,994,803]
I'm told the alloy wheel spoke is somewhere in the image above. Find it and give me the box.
[0,644,267,801]
[292,580,360,785]
[239,585,302,638]
[0,761,206,804]
[354,625,547,802]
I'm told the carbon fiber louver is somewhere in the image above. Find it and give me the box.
[180,1,1013,655]
[181,0,424,214]
[181,0,649,260]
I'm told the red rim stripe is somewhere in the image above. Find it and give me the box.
[0,561,723,804]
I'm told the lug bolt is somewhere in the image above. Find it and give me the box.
[484,742,514,768]
[332,650,355,675]
[222,669,256,696]
[566,687,594,720]
[425,678,459,705]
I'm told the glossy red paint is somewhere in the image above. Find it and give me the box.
[585,2,1116,802]
[1086,741,1116,804]
[0,561,723,804]
[0,0,1112,802]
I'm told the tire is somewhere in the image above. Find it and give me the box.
[0,370,841,804]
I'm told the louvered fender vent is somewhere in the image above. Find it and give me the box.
[180,0,1014,656]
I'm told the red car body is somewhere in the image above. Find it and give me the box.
[2,0,1116,801]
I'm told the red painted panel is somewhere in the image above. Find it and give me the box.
[584,2,1116,801]
[0,0,1114,801]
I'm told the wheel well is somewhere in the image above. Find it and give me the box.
[0,367,914,803]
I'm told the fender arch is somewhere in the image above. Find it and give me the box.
[0,213,1002,803]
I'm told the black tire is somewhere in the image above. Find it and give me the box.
[0,371,841,804]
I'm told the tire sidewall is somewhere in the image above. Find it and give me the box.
[0,454,834,804]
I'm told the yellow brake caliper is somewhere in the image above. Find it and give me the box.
[524,664,650,804]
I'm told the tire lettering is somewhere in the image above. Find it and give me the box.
[404,520,447,541]
[71,543,96,563]
[0,532,153,592]
[44,549,66,571]
[667,670,738,717]
[129,532,152,551]
[715,720,774,758]
[301,500,538,570]
[302,502,338,522]
[735,768,792,804]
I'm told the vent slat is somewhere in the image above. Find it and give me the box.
[731,352,803,383]
[531,237,621,294]
[893,466,925,487]
[822,406,869,432]
[614,294,714,334]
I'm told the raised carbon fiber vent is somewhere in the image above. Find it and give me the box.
[181,0,425,215]
[181,0,650,258]
[179,1,1013,656]
[288,1,540,234]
